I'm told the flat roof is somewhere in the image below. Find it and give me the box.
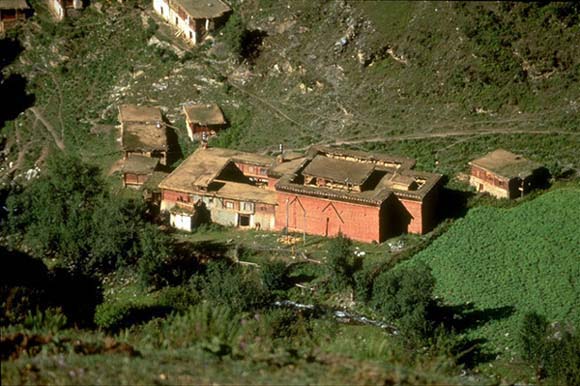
[158,147,274,193]
[469,149,543,178]
[122,155,159,175]
[302,155,375,186]
[118,104,163,123]
[183,103,226,125]
[213,180,277,205]
[275,147,442,204]
[0,0,30,10]
[173,0,231,19]
[122,122,167,152]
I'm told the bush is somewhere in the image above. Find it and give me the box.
[370,263,435,340]
[326,234,359,292]
[260,260,291,292]
[94,302,171,332]
[202,260,270,313]
[139,303,241,354]
[157,285,201,313]
[23,308,68,333]
[519,312,580,385]
[353,261,383,302]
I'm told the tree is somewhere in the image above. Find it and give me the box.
[371,263,436,340]
[6,153,172,275]
[326,233,358,292]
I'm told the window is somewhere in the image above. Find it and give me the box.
[160,6,163,15]
[175,17,178,25]
[225,200,234,209]
[241,202,254,212]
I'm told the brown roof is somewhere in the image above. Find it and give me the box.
[122,123,167,152]
[122,155,159,175]
[118,104,163,124]
[212,180,277,205]
[309,146,416,171]
[183,103,226,125]
[158,147,274,193]
[469,149,543,179]
[275,146,442,204]
[173,0,230,19]
[302,155,375,186]
[0,0,29,10]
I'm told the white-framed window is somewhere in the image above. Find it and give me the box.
[225,200,234,209]
[241,201,254,212]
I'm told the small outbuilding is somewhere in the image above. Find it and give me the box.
[0,0,30,32]
[183,103,226,141]
[121,155,160,188]
[469,149,547,199]
[118,104,168,165]
[152,0,231,45]
[47,0,83,21]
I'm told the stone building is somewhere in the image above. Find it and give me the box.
[152,0,231,45]
[469,149,547,199]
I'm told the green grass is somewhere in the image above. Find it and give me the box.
[407,188,580,355]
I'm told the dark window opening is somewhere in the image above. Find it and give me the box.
[239,215,250,227]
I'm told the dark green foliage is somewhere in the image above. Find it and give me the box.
[202,260,270,313]
[219,13,247,59]
[7,153,171,275]
[157,285,201,313]
[353,261,383,302]
[520,312,549,365]
[371,263,435,340]
[519,312,580,385]
[0,246,102,327]
[260,260,291,292]
[326,234,359,292]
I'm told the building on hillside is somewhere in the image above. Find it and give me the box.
[468,149,547,199]
[0,0,30,32]
[47,0,83,21]
[183,103,227,141]
[152,0,231,45]
[271,147,442,243]
[121,155,160,188]
[158,147,275,232]
[118,104,168,165]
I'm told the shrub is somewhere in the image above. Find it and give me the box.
[260,260,291,292]
[370,263,435,340]
[139,303,241,354]
[23,308,68,333]
[326,234,359,292]
[157,285,201,313]
[94,302,171,332]
[202,260,270,313]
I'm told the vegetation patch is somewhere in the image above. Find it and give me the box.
[407,188,580,353]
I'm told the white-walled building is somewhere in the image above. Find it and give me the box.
[48,0,83,21]
[152,0,231,45]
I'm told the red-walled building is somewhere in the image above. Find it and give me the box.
[158,146,442,243]
[270,147,442,243]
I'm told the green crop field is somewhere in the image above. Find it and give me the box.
[407,187,580,355]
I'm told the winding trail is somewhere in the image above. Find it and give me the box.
[29,107,65,151]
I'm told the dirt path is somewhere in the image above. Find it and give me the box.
[29,107,65,151]
[286,128,579,152]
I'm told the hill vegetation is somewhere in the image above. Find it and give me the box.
[408,188,580,354]
[1,0,580,384]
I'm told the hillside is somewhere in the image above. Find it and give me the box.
[408,188,580,354]
[1,0,579,180]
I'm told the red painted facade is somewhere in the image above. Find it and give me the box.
[274,192,383,243]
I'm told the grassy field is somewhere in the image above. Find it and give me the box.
[406,187,580,355]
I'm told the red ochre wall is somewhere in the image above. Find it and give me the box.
[274,192,382,243]
[399,199,424,234]
[162,189,190,203]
